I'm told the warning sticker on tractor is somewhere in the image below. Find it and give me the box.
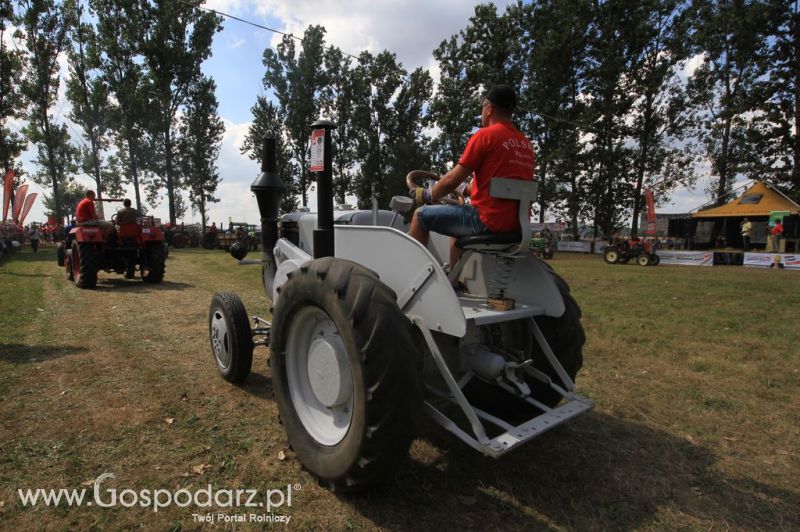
[310,129,325,172]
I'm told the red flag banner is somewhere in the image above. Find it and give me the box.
[2,169,13,222]
[19,192,37,225]
[12,184,28,223]
[644,188,657,236]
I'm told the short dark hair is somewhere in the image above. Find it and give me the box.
[484,85,517,112]
[123,199,131,207]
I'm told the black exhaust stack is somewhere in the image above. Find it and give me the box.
[251,134,285,264]
[311,119,336,258]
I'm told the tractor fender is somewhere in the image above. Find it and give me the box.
[141,227,164,242]
[271,238,313,306]
[334,225,466,337]
[70,226,104,243]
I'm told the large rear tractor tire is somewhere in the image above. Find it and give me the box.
[270,257,422,492]
[603,248,619,264]
[209,292,253,383]
[172,232,189,248]
[528,272,585,407]
[143,243,165,283]
[73,242,98,289]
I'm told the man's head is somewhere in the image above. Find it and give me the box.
[481,84,516,127]
[123,199,131,207]
[85,190,96,200]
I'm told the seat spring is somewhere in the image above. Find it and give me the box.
[488,256,518,299]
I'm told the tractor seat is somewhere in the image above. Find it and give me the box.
[456,231,521,250]
[116,223,141,246]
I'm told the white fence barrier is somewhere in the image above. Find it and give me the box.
[743,253,800,270]
[655,250,714,266]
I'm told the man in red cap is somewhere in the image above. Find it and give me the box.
[408,84,535,267]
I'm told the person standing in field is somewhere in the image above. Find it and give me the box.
[740,217,752,251]
[28,226,41,252]
[770,219,784,252]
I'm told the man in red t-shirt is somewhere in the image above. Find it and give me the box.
[75,189,113,238]
[770,219,784,252]
[408,85,535,267]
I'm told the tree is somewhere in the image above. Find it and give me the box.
[0,0,26,177]
[385,67,433,201]
[429,34,479,171]
[66,3,116,208]
[517,0,592,223]
[92,0,149,212]
[350,50,404,208]
[139,0,221,224]
[750,0,800,198]
[17,0,74,224]
[624,0,696,235]
[686,0,773,204]
[42,179,84,219]
[322,47,358,204]
[179,76,224,233]
[262,25,328,207]
[241,96,299,214]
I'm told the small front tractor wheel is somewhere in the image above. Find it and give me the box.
[143,243,166,283]
[64,248,74,281]
[603,248,619,264]
[57,243,65,267]
[271,257,421,492]
[637,254,651,266]
[209,291,253,383]
[649,253,660,266]
[73,242,98,289]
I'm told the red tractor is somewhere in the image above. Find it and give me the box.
[603,237,660,266]
[57,215,166,289]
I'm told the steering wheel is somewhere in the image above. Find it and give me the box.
[405,170,464,206]
[110,213,118,223]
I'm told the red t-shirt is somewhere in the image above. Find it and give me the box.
[75,198,98,223]
[771,222,783,236]
[459,121,535,233]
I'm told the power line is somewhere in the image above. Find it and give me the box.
[178,0,360,60]
[182,1,616,136]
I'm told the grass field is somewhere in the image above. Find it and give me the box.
[1,245,798,530]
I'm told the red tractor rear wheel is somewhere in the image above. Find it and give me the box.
[73,241,98,289]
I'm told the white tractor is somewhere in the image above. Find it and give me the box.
[208,125,593,491]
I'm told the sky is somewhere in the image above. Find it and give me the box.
[14,0,724,227]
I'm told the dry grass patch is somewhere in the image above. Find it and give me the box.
[1,247,798,530]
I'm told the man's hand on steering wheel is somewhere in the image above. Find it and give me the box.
[406,170,464,206]
[409,186,433,206]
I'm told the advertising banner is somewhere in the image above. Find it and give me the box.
[655,250,714,266]
[309,129,325,172]
[557,241,592,253]
[12,184,28,222]
[743,253,800,270]
[2,169,13,222]
[19,192,37,225]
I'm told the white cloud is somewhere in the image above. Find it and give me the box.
[228,36,246,48]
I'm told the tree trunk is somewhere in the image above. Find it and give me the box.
[631,92,654,237]
[127,136,142,213]
[793,0,800,192]
[716,114,732,205]
[165,126,176,224]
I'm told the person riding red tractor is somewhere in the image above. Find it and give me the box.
[603,236,660,266]
[57,192,166,288]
